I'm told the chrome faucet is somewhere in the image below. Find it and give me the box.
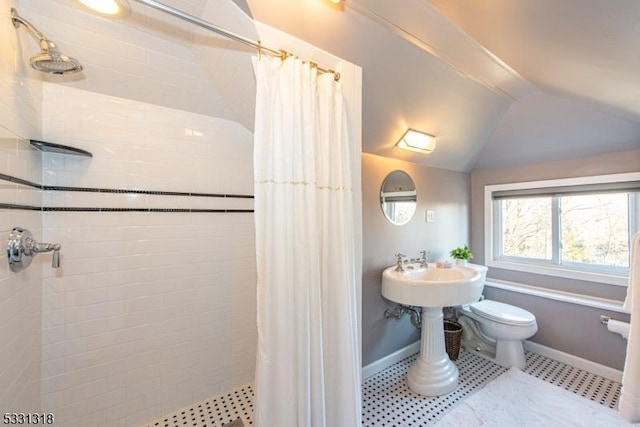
[394,253,406,271]
[419,250,429,268]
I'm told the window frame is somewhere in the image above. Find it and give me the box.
[484,172,640,287]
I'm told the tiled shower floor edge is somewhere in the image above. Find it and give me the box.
[141,384,254,427]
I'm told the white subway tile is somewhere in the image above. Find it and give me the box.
[36,80,257,426]
[106,396,144,422]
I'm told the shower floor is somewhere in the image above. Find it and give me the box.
[141,349,621,427]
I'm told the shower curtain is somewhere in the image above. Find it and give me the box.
[620,231,640,422]
[252,56,362,426]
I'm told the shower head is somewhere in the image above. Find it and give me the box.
[10,8,83,75]
[29,38,83,75]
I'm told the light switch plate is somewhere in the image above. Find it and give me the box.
[426,210,435,222]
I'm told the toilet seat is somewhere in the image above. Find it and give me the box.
[469,300,536,326]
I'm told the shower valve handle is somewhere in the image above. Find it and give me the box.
[33,242,61,268]
[52,248,61,268]
[7,227,62,272]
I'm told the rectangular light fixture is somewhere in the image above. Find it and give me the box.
[396,129,437,154]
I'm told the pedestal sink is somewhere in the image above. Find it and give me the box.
[382,263,487,396]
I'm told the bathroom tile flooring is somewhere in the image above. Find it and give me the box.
[362,349,621,426]
[142,349,621,427]
[143,386,254,427]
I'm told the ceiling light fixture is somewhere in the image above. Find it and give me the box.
[396,129,437,155]
[322,0,345,10]
[78,0,130,16]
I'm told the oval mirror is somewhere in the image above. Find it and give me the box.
[380,170,417,225]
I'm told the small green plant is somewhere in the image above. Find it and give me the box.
[450,245,473,260]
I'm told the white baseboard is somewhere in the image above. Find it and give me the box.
[361,340,623,383]
[362,341,420,381]
[524,340,623,382]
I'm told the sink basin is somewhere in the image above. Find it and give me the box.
[381,262,488,396]
[382,263,487,307]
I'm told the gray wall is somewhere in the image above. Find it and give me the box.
[362,153,470,366]
[471,149,640,369]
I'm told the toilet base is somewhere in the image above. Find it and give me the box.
[457,312,534,369]
[461,338,527,369]
[495,339,526,369]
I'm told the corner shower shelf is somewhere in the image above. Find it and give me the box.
[30,139,93,157]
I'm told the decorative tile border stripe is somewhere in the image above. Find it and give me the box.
[43,186,255,199]
[0,203,43,211]
[0,173,254,212]
[0,204,253,213]
[0,173,254,199]
[0,173,41,189]
[42,207,254,213]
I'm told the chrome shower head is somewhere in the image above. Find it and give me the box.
[30,38,83,75]
[10,8,83,75]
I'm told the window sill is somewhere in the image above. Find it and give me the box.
[484,279,627,314]
[487,259,629,287]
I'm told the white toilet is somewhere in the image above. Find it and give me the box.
[456,299,538,369]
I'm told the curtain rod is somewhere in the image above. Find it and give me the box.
[131,0,340,81]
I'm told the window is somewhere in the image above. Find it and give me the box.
[485,173,640,286]
[501,197,552,260]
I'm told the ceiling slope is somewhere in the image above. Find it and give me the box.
[191,0,258,130]
[427,0,640,124]
[242,0,513,171]
[474,91,640,170]
[31,0,640,172]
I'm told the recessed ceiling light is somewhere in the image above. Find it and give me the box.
[396,129,437,155]
[79,0,130,16]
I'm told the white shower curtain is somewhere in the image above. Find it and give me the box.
[620,231,640,422]
[252,56,362,426]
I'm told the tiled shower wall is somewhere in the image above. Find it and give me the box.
[0,0,43,414]
[40,84,257,426]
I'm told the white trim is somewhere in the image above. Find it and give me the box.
[487,260,629,287]
[484,185,494,269]
[523,340,622,383]
[485,279,628,314]
[362,341,420,381]
[361,334,624,384]
[486,172,640,193]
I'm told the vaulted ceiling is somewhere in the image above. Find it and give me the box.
[27,0,640,171]
[241,0,640,171]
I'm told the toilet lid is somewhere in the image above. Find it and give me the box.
[469,300,536,326]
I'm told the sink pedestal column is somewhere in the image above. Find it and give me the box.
[407,307,458,396]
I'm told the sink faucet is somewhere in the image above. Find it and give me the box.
[395,253,406,272]
[419,250,429,268]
